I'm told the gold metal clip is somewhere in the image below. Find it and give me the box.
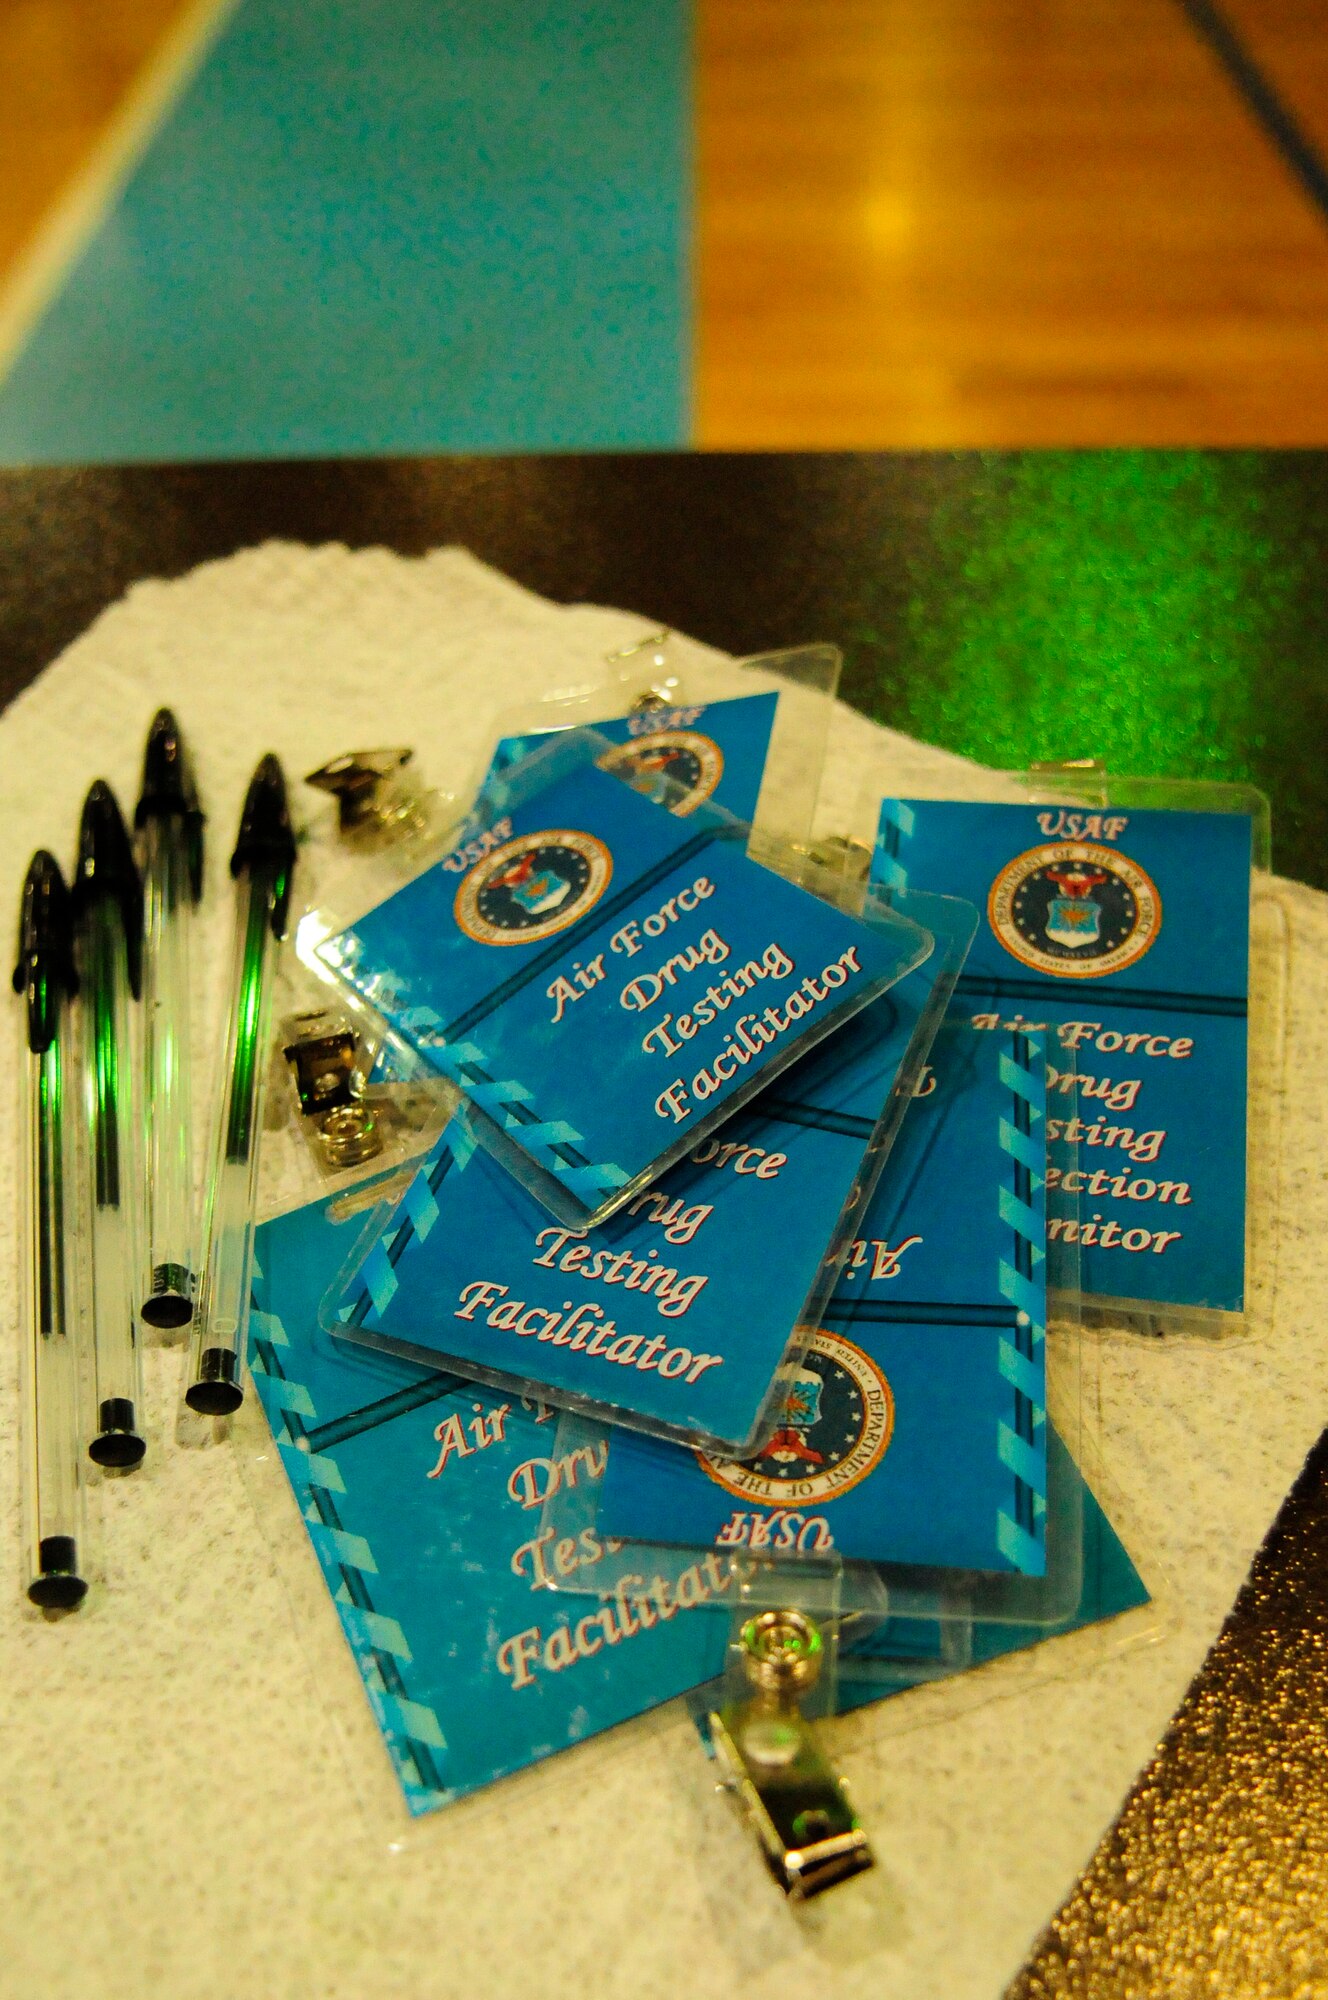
[281,1011,384,1171]
[305,747,430,846]
[709,1609,874,1900]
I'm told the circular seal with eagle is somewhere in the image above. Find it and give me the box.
[987,840,1162,979]
[697,1329,894,1506]
[452,829,612,946]
[596,729,724,816]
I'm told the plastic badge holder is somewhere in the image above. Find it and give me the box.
[234,1064,1137,1845]
[477,637,844,857]
[302,725,934,1229]
[290,640,842,1119]
[845,761,1287,1342]
[533,1034,1099,1652]
[317,890,977,1456]
[236,1158,739,1848]
[565,1023,1068,1574]
[531,1329,1097,1648]
[271,647,843,1200]
[530,1333,1149,1715]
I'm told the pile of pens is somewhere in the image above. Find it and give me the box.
[13,712,295,1610]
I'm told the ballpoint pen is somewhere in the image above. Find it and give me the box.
[135,709,204,1332]
[14,852,89,1606]
[71,782,147,1470]
[185,754,295,1415]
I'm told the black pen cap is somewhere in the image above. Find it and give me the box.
[12,850,77,1054]
[71,781,144,998]
[231,753,296,940]
[135,707,205,903]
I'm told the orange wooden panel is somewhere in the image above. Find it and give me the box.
[0,0,191,278]
[695,0,1328,447]
[1221,0,1328,163]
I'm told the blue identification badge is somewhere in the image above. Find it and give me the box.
[594,1024,1050,1574]
[874,798,1252,1317]
[316,730,931,1227]
[482,690,779,826]
[248,1182,1140,1815]
[249,1185,733,1817]
[355,690,782,1096]
[322,895,976,1456]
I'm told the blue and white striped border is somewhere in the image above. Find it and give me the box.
[994,1037,1047,1572]
[248,1260,452,1815]
[872,797,915,896]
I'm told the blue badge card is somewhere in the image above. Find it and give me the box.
[359,692,781,1096]
[249,1180,1140,1814]
[325,899,975,1456]
[482,690,779,826]
[250,1187,734,1816]
[594,1024,1049,1574]
[316,731,930,1226]
[873,798,1252,1317]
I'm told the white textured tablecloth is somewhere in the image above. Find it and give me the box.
[0,545,1321,2000]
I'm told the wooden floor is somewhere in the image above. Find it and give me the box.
[2,0,1328,446]
[0,0,187,279]
[695,0,1328,445]
[1226,0,1328,159]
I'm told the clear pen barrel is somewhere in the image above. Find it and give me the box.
[186,876,278,1414]
[81,899,145,1467]
[140,819,195,1332]
[21,1033,88,1607]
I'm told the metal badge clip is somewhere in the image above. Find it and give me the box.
[282,1011,383,1170]
[709,1608,874,1900]
[305,748,430,847]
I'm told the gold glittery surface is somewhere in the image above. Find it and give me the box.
[1011,1439,1328,1998]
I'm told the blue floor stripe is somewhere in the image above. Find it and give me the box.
[1178,0,1328,226]
[0,0,691,464]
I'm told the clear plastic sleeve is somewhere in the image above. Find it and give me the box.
[843,760,1285,1341]
[314,889,976,1457]
[300,725,935,1229]
[532,1031,1104,1647]
[474,638,843,855]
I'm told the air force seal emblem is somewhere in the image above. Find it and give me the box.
[596,730,723,815]
[987,840,1161,978]
[697,1329,894,1506]
[453,829,612,946]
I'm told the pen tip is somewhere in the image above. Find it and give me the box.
[75,779,133,885]
[72,782,143,995]
[136,707,204,898]
[13,851,76,1050]
[231,753,296,936]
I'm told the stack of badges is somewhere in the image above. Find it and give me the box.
[240,651,1210,1852]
